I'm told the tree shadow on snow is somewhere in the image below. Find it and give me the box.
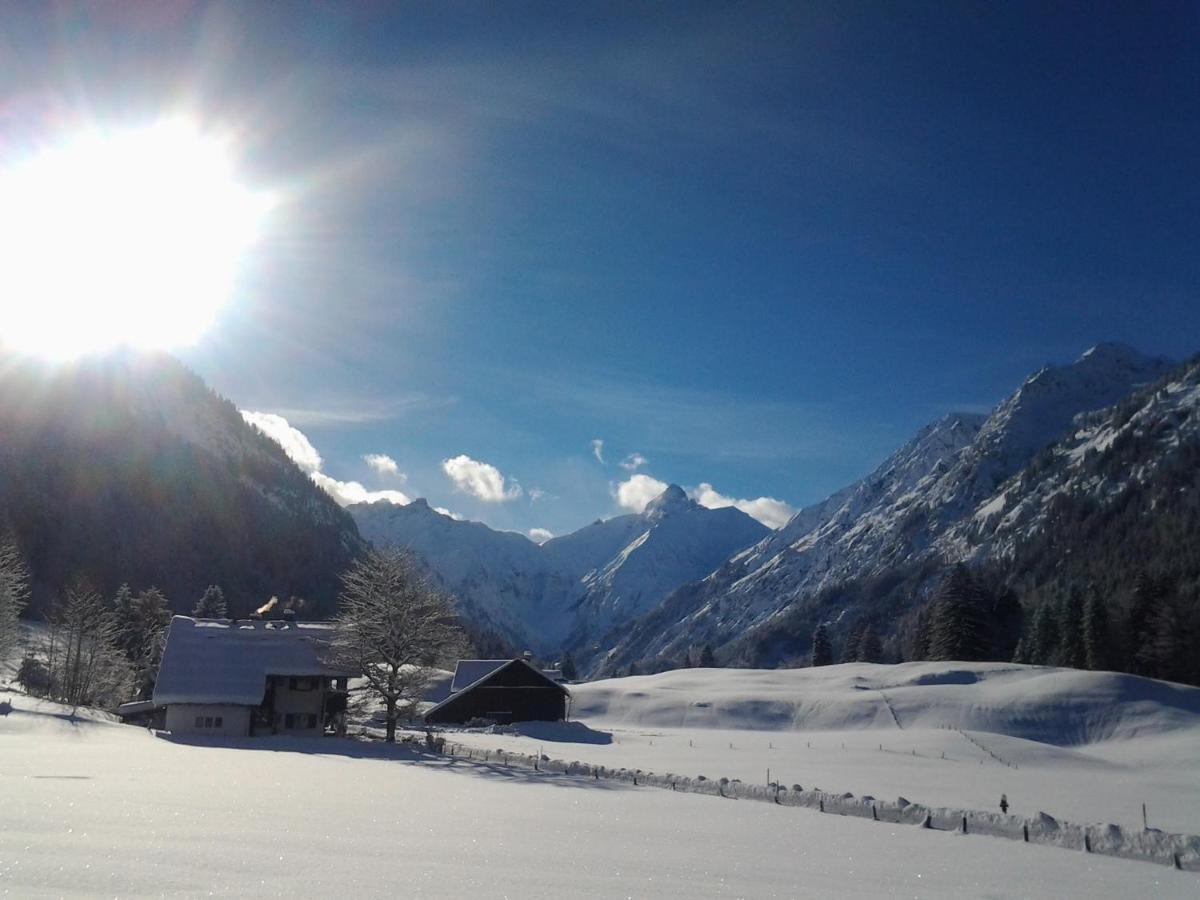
[156,731,631,792]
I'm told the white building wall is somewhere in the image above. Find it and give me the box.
[270,678,326,734]
[165,704,251,737]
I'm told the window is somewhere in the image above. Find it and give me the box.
[194,715,224,729]
[289,677,317,691]
[195,716,203,728]
[284,713,317,729]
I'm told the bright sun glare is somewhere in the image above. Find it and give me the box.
[0,118,271,359]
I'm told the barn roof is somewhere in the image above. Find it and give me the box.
[426,658,569,722]
[153,616,353,707]
[449,660,569,693]
[449,659,508,693]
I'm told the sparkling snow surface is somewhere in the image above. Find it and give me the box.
[2,687,1196,898]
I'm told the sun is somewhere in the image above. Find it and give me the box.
[0,118,271,359]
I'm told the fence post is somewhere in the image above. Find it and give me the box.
[819,798,824,813]
[961,815,968,834]
[1173,853,1182,871]
[872,805,878,821]
[1023,823,1029,843]
[1083,834,1091,853]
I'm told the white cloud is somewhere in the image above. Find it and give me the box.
[441,454,522,502]
[614,473,669,513]
[363,453,403,478]
[591,438,606,463]
[312,472,412,507]
[620,452,648,471]
[528,487,548,502]
[241,411,322,474]
[242,410,412,507]
[692,482,796,529]
[434,506,464,521]
[528,527,554,544]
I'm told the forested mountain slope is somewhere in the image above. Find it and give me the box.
[0,351,364,617]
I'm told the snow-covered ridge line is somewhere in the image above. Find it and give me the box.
[433,735,1200,872]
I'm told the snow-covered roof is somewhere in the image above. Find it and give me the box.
[449,660,508,693]
[153,616,353,707]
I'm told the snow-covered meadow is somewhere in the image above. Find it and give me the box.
[0,688,1195,899]
[441,663,1200,836]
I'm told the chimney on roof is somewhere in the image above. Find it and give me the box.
[522,650,533,663]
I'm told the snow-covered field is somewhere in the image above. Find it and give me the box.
[0,691,1193,899]
[442,663,1200,835]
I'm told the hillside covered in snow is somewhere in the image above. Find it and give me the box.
[350,484,768,654]
[600,344,1187,673]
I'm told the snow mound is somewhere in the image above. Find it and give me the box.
[572,662,1200,745]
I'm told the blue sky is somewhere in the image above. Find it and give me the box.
[5,3,1200,538]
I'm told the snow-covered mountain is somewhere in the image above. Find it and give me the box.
[349,499,577,651]
[348,484,768,655]
[939,351,1200,565]
[555,485,770,651]
[602,343,1175,671]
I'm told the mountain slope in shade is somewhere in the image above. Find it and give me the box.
[349,498,578,651]
[602,343,1175,671]
[348,484,768,655]
[0,351,365,617]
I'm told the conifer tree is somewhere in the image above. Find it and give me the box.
[811,625,833,666]
[559,653,577,681]
[192,584,227,619]
[843,621,865,662]
[857,626,883,663]
[699,644,716,667]
[1127,572,1167,673]
[1057,589,1086,669]
[1027,603,1060,665]
[0,537,30,666]
[114,587,171,698]
[927,565,989,661]
[1082,591,1109,671]
[1144,599,1186,682]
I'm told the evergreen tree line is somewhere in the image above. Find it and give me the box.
[1013,574,1199,684]
[16,578,230,708]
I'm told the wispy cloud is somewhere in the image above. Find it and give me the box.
[528,527,554,544]
[614,473,669,513]
[442,454,522,502]
[265,393,457,427]
[691,482,795,530]
[242,410,412,507]
[591,438,605,463]
[619,452,648,471]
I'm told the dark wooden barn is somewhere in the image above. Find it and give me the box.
[424,658,570,725]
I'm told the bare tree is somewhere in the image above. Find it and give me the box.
[0,536,30,670]
[43,583,133,710]
[332,547,465,742]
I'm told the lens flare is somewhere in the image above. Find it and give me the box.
[0,118,271,358]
